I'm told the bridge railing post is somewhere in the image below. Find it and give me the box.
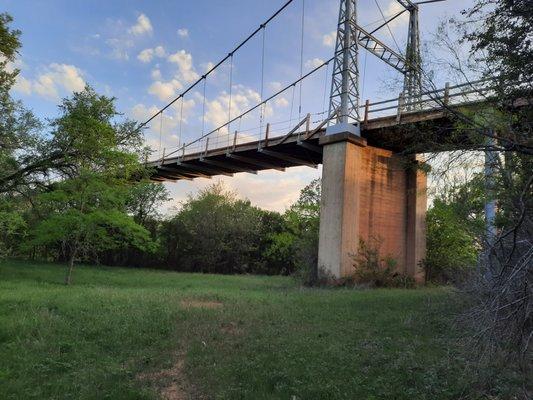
[397,92,405,122]
[265,123,270,147]
[204,137,210,157]
[364,99,370,124]
[232,130,238,153]
[299,113,310,143]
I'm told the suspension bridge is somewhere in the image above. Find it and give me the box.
[142,0,503,282]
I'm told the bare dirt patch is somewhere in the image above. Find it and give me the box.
[137,353,196,400]
[180,299,223,309]
[220,321,243,336]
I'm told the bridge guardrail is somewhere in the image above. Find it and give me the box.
[151,78,493,164]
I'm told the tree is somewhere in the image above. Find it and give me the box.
[425,199,479,282]
[157,182,291,275]
[26,87,153,284]
[0,13,43,196]
[161,183,268,274]
[421,1,532,387]
[266,179,321,283]
[30,174,153,284]
[126,180,170,225]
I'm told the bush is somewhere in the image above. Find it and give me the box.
[351,240,415,288]
[424,199,478,283]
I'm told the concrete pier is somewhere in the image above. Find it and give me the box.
[318,133,426,282]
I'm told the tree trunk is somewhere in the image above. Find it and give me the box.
[65,255,75,285]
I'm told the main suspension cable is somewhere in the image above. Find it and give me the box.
[139,0,296,129]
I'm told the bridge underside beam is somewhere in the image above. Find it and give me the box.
[226,153,286,172]
[200,158,258,175]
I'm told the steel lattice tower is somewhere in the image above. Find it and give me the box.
[403,5,422,110]
[328,0,360,127]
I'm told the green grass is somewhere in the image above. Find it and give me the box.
[0,260,519,399]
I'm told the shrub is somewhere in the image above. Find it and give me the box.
[424,199,479,283]
[351,240,415,288]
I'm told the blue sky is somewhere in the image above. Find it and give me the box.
[6,0,474,212]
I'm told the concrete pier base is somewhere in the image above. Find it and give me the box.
[318,133,427,282]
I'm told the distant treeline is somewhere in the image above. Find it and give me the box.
[98,180,321,277]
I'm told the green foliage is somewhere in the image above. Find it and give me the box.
[424,175,484,283]
[14,85,156,283]
[50,85,145,178]
[463,0,532,87]
[126,180,171,224]
[351,240,415,288]
[0,207,26,257]
[0,13,20,99]
[161,182,281,274]
[425,199,479,283]
[28,174,154,282]
[268,179,321,284]
[0,13,43,196]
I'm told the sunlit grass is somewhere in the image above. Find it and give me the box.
[0,260,520,399]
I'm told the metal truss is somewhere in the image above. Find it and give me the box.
[403,6,422,110]
[356,25,408,73]
[328,0,360,124]
[328,0,424,125]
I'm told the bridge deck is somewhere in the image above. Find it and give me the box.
[147,107,468,182]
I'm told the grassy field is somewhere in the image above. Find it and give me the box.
[0,260,520,399]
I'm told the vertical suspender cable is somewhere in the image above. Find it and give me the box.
[298,0,305,120]
[158,111,163,158]
[227,54,234,147]
[179,97,184,146]
[289,84,296,128]
[259,25,266,139]
[201,77,207,136]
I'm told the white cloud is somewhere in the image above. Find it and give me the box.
[14,63,85,100]
[137,48,154,63]
[106,37,133,60]
[151,68,162,80]
[167,50,199,83]
[202,61,215,73]
[177,28,189,38]
[13,75,32,95]
[162,167,321,213]
[137,45,166,63]
[154,46,166,57]
[202,84,274,138]
[274,97,289,108]
[269,81,283,92]
[384,1,409,29]
[131,97,195,153]
[322,31,336,47]
[128,13,153,36]
[148,79,183,101]
[144,50,199,106]
[305,58,324,69]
